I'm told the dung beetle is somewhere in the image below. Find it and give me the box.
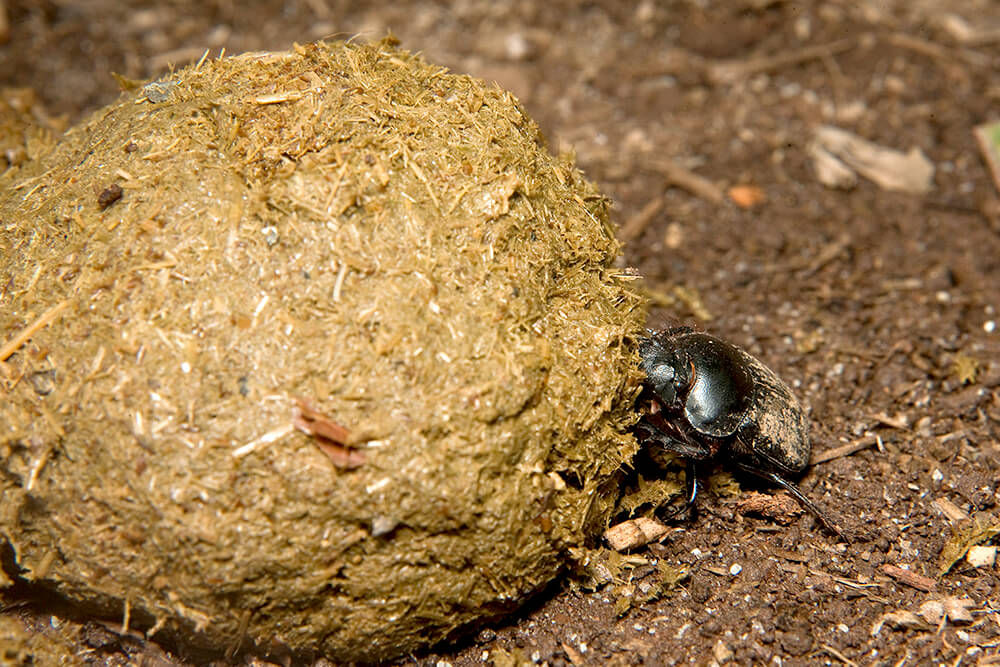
[637,326,843,538]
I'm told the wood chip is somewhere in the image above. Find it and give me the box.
[872,610,924,636]
[604,517,670,551]
[966,545,997,568]
[932,497,970,523]
[880,564,937,592]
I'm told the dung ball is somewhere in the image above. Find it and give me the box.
[0,40,645,662]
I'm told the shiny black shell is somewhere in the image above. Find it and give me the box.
[639,328,810,475]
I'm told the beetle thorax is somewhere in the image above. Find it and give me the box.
[680,337,755,438]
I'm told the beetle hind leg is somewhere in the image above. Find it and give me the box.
[745,467,847,541]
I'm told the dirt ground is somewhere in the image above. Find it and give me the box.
[2,0,1000,665]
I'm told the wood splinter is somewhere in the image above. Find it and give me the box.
[293,399,366,469]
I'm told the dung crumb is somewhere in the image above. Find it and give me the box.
[97,183,123,209]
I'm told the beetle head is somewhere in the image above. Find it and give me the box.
[638,335,692,408]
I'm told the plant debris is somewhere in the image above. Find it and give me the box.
[880,564,937,592]
[810,125,935,193]
[939,513,1000,575]
[604,517,671,552]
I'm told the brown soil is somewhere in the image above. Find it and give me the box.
[2,1,999,665]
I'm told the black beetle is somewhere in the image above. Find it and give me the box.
[637,326,843,537]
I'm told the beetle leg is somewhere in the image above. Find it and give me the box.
[636,418,714,460]
[740,466,847,541]
[661,459,700,521]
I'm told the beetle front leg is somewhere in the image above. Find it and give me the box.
[636,417,715,460]
[660,458,699,521]
[636,419,710,519]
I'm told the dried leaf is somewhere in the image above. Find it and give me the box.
[872,610,925,636]
[938,513,1000,575]
[814,125,934,193]
[952,353,979,385]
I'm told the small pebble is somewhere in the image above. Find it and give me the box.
[729,563,742,576]
[967,545,997,568]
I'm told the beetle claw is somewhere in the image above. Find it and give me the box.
[661,459,700,522]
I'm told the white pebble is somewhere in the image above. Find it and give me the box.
[967,545,997,568]
[730,563,743,576]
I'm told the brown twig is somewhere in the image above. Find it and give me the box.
[880,564,937,592]
[800,233,852,277]
[618,195,664,244]
[885,31,991,68]
[811,434,878,465]
[817,643,859,667]
[650,158,725,204]
[706,37,857,84]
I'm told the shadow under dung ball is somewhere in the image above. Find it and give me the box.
[0,40,646,661]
